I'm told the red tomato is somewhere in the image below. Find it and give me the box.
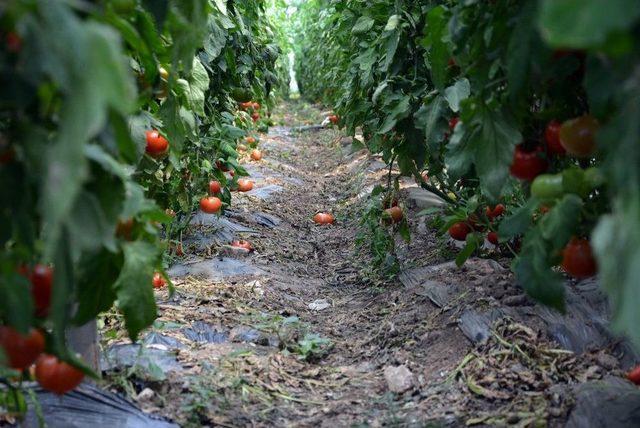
[251,112,260,122]
[328,114,339,124]
[35,355,84,395]
[485,204,505,220]
[200,196,222,214]
[250,149,262,161]
[231,240,253,251]
[209,180,222,195]
[252,102,260,110]
[561,237,597,279]
[237,179,254,192]
[145,130,169,157]
[30,264,53,317]
[313,213,334,225]
[559,115,599,158]
[448,222,470,241]
[245,136,256,145]
[384,206,403,224]
[544,120,565,155]
[627,365,640,385]
[239,101,253,111]
[0,327,45,370]
[6,32,21,53]
[152,272,166,289]
[487,231,499,245]
[510,145,548,181]
[449,117,459,131]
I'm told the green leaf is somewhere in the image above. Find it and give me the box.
[372,81,389,105]
[114,242,161,341]
[499,197,539,239]
[469,106,521,200]
[50,227,76,355]
[67,191,117,255]
[422,6,449,90]
[384,15,401,31]
[213,0,227,15]
[398,221,411,243]
[444,79,470,112]
[445,123,474,180]
[456,234,480,267]
[379,95,411,134]
[539,0,640,48]
[352,16,375,34]
[507,1,538,100]
[513,228,566,312]
[414,95,446,151]
[540,194,583,248]
[0,272,34,333]
[73,250,121,326]
[592,196,640,349]
[23,2,134,258]
[187,56,210,117]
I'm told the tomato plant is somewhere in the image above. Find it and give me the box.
[0,0,288,410]
[293,0,640,350]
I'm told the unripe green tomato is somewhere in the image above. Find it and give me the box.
[531,173,564,200]
[584,167,604,188]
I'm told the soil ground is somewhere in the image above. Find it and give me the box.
[99,101,630,427]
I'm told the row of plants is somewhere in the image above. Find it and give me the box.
[0,0,286,414]
[293,0,640,349]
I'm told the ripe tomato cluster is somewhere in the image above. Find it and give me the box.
[447,203,505,245]
[0,327,84,395]
[509,115,599,183]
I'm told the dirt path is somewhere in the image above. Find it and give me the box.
[100,101,635,428]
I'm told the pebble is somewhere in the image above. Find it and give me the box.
[384,365,415,393]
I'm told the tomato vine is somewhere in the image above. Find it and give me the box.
[293,0,640,348]
[0,0,288,402]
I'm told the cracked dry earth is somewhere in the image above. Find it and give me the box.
[100,101,637,428]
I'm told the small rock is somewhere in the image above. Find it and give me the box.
[503,294,528,306]
[595,353,619,370]
[136,388,155,402]
[384,365,415,393]
[308,299,331,311]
